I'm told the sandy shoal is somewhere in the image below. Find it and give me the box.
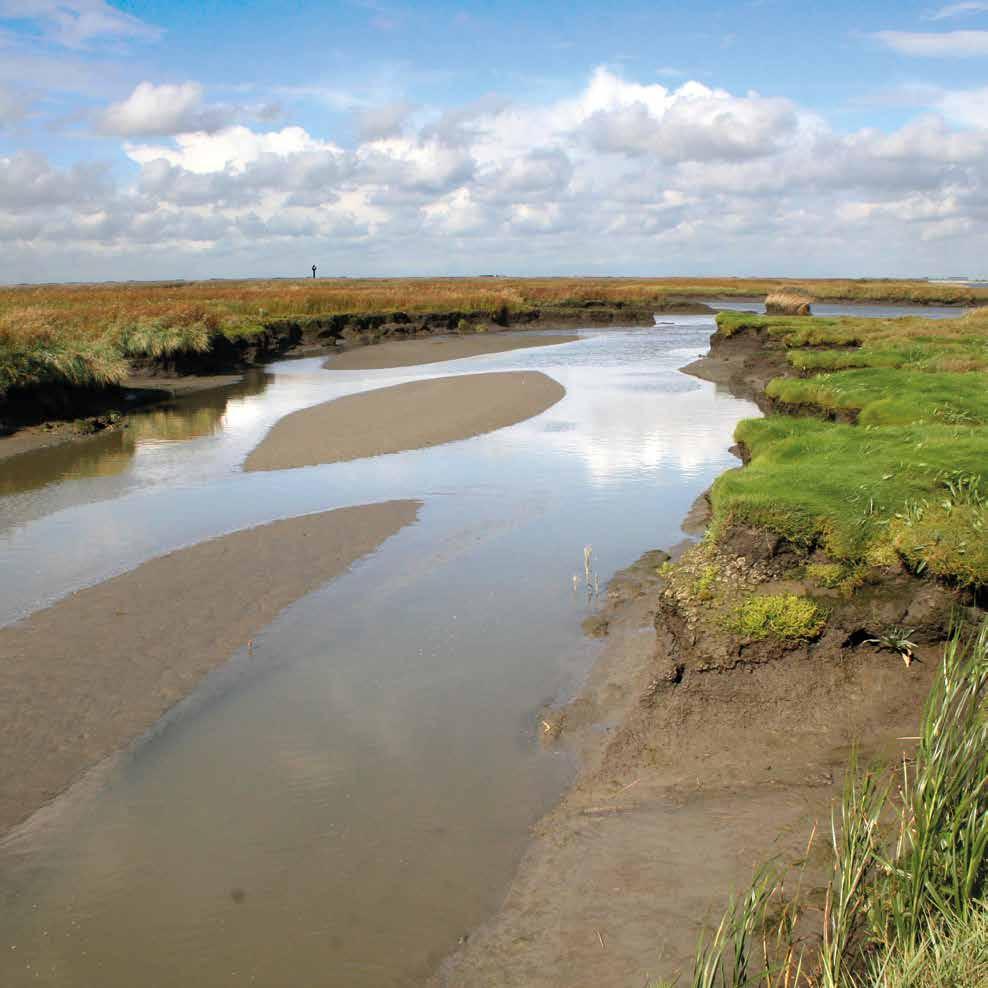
[244,370,565,473]
[0,500,419,836]
[325,333,579,370]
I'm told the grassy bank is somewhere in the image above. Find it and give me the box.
[653,303,988,983]
[709,309,988,592]
[2,277,986,401]
[661,620,988,988]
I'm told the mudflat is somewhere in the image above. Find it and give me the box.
[0,501,420,837]
[325,333,579,370]
[244,370,565,472]
[436,562,937,987]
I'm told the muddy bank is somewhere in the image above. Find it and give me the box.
[680,323,791,412]
[0,373,248,463]
[0,301,689,438]
[0,501,420,838]
[435,328,977,985]
[0,326,579,461]
[325,333,580,370]
[437,576,941,985]
[244,371,565,472]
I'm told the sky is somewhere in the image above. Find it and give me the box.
[3,1,988,282]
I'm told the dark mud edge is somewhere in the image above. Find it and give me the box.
[0,300,713,439]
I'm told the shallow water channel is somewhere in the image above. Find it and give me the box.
[0,308,952,986]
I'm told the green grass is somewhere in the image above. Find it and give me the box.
[710,308,988,589]
[728,593,825,641]
[789,337,988,375]
[0,323,127,396]
[659,621,988,988]
[716,310,988,357]
[766,369,988,426]
[710,418,988,584]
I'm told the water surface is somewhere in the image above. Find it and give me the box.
[0,312,894,985]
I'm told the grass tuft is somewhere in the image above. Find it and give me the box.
[729,593,825,641]
[765,291,812,316]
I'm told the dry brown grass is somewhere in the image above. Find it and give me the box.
[765,290,812,315]
[1,276,983,339]
[1,276,985,397]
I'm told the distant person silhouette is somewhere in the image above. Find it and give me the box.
[312,264,317,279]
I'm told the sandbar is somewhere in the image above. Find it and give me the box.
[0,500,420,835]
[244,371,565,472]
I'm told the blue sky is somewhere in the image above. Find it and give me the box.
[3,1,988,281]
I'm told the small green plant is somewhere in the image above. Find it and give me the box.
[864,626,918,666]
[692,563,720,600]
[729,593,825,642]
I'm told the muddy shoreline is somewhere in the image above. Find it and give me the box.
[0,330,582,463]
[434,324,970,985]
[0,502,420,838]
[0,302,689,444]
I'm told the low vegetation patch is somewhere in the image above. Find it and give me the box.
[889,474,987,589]
[712,420,987,586]
[716,308,986,353]
[728,593,825,641]
[767,368,988,426]
[0,311,128,395]
[659,540,828,644]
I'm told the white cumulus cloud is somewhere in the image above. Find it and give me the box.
[4,65,988,280]
[125,125,342,174]
[97,81,235,137]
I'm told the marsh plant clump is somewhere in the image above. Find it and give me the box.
[659,540,823,643]
[656,620,988,988]
[728,593,825,642]
[764,291,812,316]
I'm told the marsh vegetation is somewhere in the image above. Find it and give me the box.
[1,276,984,400]
[710,309,988,593]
